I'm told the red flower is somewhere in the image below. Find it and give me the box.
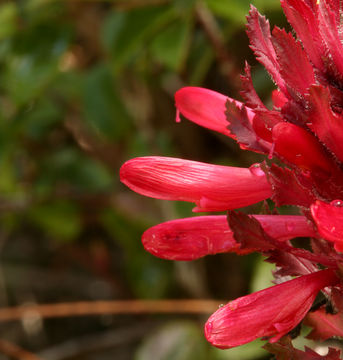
[120,157,271,211]
[205,269,339,349]
[174,87,254,138]
[120,0,343,353]
[142,215,316,260]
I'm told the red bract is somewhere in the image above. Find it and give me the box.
[120,0,343,354]
[205,269,339,349]
[306,85,343,164]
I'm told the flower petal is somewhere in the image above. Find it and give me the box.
[142,215,316,260]
[205,269,338,349]
[174,87,255,137]
[272,122,337,175]
[120,157,272,211]
[311,200,343,252]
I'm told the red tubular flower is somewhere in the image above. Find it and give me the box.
[205,269,339,349]
[311,200,343,252]
[306,85,343,164]
[175,87,255,138]
[120,0,343,353]
[142,215,316,260]
[272,122,338,175]
[120,157,272,212]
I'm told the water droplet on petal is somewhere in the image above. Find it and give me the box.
[330,226,336,233]
[206,321,213,333]
[249,163,264,177]
[218,303,224,308]
[175,109,181,123]
[227,301,237,311]
[330,199,343,207]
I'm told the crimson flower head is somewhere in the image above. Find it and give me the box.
[120,0,343,354]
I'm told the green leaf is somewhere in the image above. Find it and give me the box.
[253,0,282,11]
[0,3,18,40]
[150,19,192,71]
[205,0,281,24]
[250,254,274,293]
[211,339,268,360]
[82,65,132,140]
[28,201,81,242]
[102,6,176,70]
[36,148,113,195]
[0,154,23,194]
[186,30,216,85]
[18,98,62,140]
[204,0,251,24]
[1,21,71,105]
[172,0,197,12]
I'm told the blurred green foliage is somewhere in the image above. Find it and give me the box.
[0,0,284,359]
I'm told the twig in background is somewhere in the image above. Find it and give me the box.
[195,1,241,90]
[0,339,43,360]
[0,299,223,322]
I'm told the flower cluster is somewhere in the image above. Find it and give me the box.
[120,0,343,356]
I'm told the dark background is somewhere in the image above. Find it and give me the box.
[0,1,292,359]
